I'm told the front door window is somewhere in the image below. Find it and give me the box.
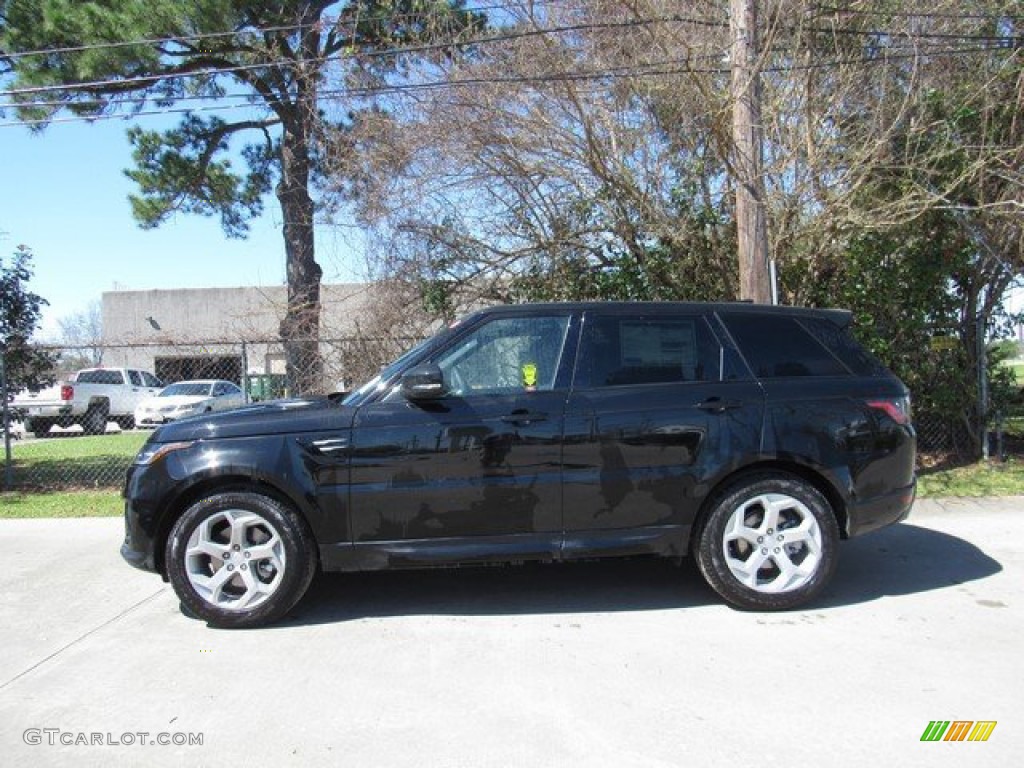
[435,315,571,396]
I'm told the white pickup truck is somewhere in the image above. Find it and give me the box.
[12,368,164,437]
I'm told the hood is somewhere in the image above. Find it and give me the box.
[138,395,209,410]
[152,396,355,442]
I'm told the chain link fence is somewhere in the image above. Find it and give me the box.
[1,337,417,491]
[2,334,1019,492]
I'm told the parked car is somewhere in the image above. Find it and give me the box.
[135,380,245,427]
[13,368,163,437]
[122,302,916,628]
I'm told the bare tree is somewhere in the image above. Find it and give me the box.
[335,0,741,308]
[56,300,103,368]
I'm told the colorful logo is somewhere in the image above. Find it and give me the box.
[921,721,997,742]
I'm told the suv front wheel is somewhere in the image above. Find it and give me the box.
[166,492,317,628]
[696,474,839,611]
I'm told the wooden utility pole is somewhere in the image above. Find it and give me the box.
[730,0,773,303]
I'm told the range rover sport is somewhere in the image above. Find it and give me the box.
[122,302,916,628]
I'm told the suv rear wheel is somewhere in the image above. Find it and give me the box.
[696,474,839,611]
[166,492,317,628]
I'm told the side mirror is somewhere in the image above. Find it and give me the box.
[400,363,447,401]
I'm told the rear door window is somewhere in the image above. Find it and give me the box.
[575,314,722,388]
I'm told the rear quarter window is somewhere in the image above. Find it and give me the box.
[720,314,849,378]
[797,317,889,376]
[77,370,125,385]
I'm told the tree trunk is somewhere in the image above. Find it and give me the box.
[277,118,323,395]
[730,0,772,304]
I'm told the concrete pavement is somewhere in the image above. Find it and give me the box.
[0,498,1021,766]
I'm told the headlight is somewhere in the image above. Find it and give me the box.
[133,441,195,466]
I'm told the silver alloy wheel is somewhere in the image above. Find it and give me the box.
[721,492,823,593]
[184,509,287,611]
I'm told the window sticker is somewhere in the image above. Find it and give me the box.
[620,322,697,369]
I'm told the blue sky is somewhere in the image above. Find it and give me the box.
[0,114,363,339]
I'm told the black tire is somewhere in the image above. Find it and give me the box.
[695,473,839,611]
[27,418,53,438]
[165,491,317,629]
[82,402,109,435]
[116,415,135,430]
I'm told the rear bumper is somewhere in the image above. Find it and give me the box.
[20,404,73,419]
[846,479,916,538]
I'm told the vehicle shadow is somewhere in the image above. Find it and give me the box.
[819,522,1002,608]
[272,523,1002,628]
[278,558,717,628]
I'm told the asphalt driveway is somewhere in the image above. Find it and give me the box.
[0,498,1021,767]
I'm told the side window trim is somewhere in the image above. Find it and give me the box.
[709,312,757,381]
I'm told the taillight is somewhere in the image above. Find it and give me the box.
[60,384,74,401]
[867,397,911,426]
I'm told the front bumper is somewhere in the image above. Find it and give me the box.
[120,464,165,575]
[121,498,161,573]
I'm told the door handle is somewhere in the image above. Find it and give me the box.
[501,410,548,426]
[696,397,743,414]
[310,438,349,455]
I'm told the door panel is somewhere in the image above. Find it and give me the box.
[349,393,565,542]
[562,312,764,555]
[347,312,575,549]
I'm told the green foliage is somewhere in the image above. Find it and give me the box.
[991,338,1021,361]
[125,116,272,238]
[0,246,58,394]
[509,187,737,304]
[795,211,970,415]
[2,0,486,248]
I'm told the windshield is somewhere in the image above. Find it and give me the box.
[160,382,213,397]
[342,335,444,407]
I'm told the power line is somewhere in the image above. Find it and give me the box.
[800,19,1021,43]
[0,0,582,63]
[2,21,317,62]
[0,13,728,99]
[815,4,1024,22]
[0,58,714,129]
[0,42,1011,130]
[3,31,1007,112]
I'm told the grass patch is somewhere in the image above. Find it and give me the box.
[0,489,122,518]
[6,431,148,490]
[918,457,1024,498]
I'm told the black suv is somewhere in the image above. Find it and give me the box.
[122,302,916,627]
